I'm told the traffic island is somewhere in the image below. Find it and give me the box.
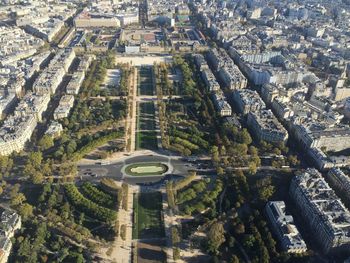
[124,162,169,177]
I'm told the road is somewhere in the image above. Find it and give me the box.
[77,152,194,185]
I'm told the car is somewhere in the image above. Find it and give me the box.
[91,173,97,177]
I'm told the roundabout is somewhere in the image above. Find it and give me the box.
[78,152,192,184]
[124,162,169,177]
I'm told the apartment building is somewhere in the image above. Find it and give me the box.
[327,168,350,201]
[0,115,37,155]
[201,69,220,92]
[232,89,265,115]
[265,201,307,254]
[290,169,350,253]
[53,95,75,120]
[212,93,232,116]
[247,109,288,143]
[66,71,85,95]
[14,92,50,122]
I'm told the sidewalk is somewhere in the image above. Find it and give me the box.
[162,191,176,263]
[107,183,139,263]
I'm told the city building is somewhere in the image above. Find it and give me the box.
[74,11,121,28]
[290,169,350,253]
[201,69,220,92]
[232,89,265,115]
[14,92,50,122]
[53,95,75,120]
[293,123,350,152]
[218,65,247,90]
[212,93,232,116]
[327,168,350,201]
[45,121,63,138]
[0,209,21,263]
[265,201,307,254]
[66,71,85,95]
[247,109,288,143]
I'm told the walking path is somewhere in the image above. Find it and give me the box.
[162,190,176,263]
[153,102,163,150]
[102,183,139,263]
[129,67,137,152]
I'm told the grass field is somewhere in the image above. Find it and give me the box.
[133,192,164,239]
[125,162,168,176]
[138,66,154,95]
[136,131,158,150]
[139,102,156,130]
[136,101,158,150]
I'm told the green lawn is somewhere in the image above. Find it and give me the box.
[124,162,168,176]
[138,66,154,95]
[139,102,156,130]
[136,131,158,150]
[136,102,158,150]
[139,118,156,130]
[140,102,155,117]
[133,192,164,239]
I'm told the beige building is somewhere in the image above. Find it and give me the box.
[53,95,75,120]
[0,115,37,156]
[75,12,120,28]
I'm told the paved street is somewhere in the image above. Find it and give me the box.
[77,151,194,185]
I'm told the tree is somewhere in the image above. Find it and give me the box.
[216,166,225,176]
[17,237,32,258]
[219,145,226,156]
[30,171,44,185]
[28,151,43,168]
[243,234,256,248]
[272,148,281,155]
[9,184,20,199]
[239,129,252,145]
[210,146,220,163]
[258,185,275,202]
[259,246,270,263]
[231,255,240,263]
[234,223,245,235]
[38,135,54,150]
[0,155,13,177]
[249,146,258,156]
[287,155,299,166]
[66,140,77,155]
[248,162,257,175]
[18,203,33,220]
[11,193,26,206]
[60,202,70,220]
[207,222,225,254]
[9,184,25,205]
